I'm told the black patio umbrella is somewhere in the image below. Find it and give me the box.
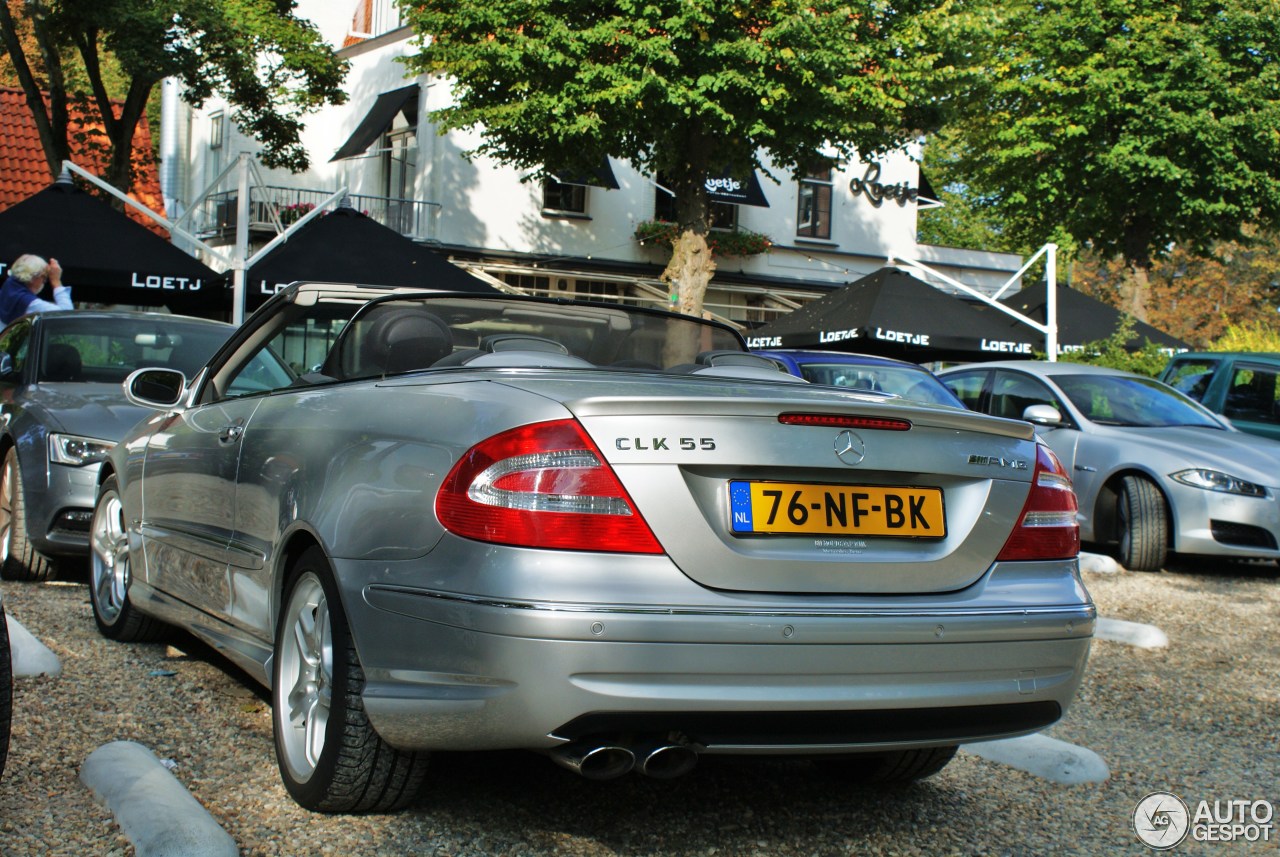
[747,267,1040,362]
[243,206,496,313]
[0,181,226,317]
[998,282,1189,354]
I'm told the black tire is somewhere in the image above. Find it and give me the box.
[0,446,56,582]
[89,476,163,642]
[273,547,429,812]
[1117,475,1168,572]
[0,599,11,781]
[814,745,958,785]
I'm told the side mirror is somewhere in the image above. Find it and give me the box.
[124,367,187,409]
[1022,404,1065,426]
[0,353,13,379]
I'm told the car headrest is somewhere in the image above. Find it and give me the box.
[356,308,454,378]
[44,343,82,382]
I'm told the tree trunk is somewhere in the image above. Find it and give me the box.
[1118,220,1154,323]
[664,229,717,317]
[659,165,717,319]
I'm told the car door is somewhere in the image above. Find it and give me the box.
[1219,361,1280,441]
[986,369,1099,498]
[140,393,263,621]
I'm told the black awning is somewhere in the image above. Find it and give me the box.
[748,267,1040,362]
[706,170,769,208]
[242,206,497,312]
[0,182,226,317]
[330,85,419,161]
[552,157,620,189]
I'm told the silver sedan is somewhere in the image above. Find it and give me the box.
[939,360,1280,571]
[90,285,1094,812]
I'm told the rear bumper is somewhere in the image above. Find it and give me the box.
[339,552,1094,754]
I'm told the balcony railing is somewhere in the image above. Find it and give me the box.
[192,185,440,243]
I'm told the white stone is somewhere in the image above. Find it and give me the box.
[963,733,1110,784]
[7,612,62,677]
[1095,617,1169,649]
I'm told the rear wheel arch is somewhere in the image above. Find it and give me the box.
[271,530,328,649]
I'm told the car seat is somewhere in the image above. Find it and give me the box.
[43,343,82,382]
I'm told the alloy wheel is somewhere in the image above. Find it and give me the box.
[276,573,333,784]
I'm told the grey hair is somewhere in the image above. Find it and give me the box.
[8,254,48,284]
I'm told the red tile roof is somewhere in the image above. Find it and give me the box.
[0,86,167,235]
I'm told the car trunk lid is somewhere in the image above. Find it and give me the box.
[495,374,1039,595]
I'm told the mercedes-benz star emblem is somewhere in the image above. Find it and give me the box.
[834,430,865,466]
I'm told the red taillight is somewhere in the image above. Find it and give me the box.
[996,443,1080,561]
[436,419,663,554]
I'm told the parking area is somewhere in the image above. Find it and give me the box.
[1,559,1276,856]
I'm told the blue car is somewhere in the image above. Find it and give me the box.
[751,349,965,408]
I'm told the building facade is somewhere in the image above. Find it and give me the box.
[160,0,1024,328]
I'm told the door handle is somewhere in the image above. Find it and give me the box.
[218,424,245,444]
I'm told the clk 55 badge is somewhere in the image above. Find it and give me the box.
[615,437,716,451]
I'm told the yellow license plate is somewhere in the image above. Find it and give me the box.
[729,481,946,538]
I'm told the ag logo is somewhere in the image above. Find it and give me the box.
[1133,791,1190,850]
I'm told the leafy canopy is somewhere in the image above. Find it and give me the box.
[398,0,972,314]
[938,0,1280,271]
[0,0,348,187]
[400,0,966,180]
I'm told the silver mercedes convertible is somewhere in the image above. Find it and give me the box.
[90,283,1094,812]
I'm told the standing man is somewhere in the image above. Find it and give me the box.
[0,255,73,325]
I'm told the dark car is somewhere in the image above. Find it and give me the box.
[0,310,234,580]
[751,349,965,407]
[1158,351,1280,441]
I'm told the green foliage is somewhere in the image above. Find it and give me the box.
[635,220,770,257]
[1210,320,1280,352]
[399,0,972,313]
[1054,318,1173,377]
[938,0,1280,278]
[0,0,348,186]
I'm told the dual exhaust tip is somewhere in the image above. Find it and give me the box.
[551,739,698,781]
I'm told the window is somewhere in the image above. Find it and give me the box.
[574,280,620,302]
[542,178,587,214]
[654,174,737,229]
[1223,364,1280,425]
[383,118,417,234]
[941,370,988,410]
[0,320,31,378]
[347,0,404,40]
[991,371,1061,421]
[1163,357,1220,401]
[499,272,551,293]
[209,111,225,178]
[797,163,833,239]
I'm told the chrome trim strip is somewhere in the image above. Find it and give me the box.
[365,584,1097,620]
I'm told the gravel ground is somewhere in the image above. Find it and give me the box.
[1,558,1277,857]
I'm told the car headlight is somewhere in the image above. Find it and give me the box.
[1171,468,1268,497]
[49,434,116,466]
